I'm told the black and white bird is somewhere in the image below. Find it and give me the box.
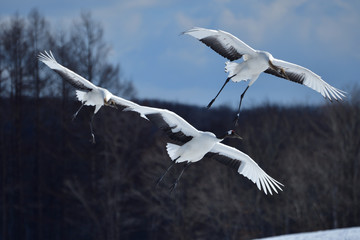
[183,27,346,124]
[113,99,283,195]
[38,50,119,143]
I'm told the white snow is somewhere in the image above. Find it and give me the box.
[256,227,360,240]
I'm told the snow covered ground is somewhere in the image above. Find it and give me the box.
[257,227,360,240]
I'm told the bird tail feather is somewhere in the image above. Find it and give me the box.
[76,90,87,103]
[166,143,181,161]
[225,61,238,77]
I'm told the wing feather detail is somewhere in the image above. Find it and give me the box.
[110,95,142,112]
[206,143,283,195]
[118,104,199,144]
[183,27,256,61]
[266,58,346,101]
[38,50,96,92]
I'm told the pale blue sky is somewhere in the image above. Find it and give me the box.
[1,0,359,109]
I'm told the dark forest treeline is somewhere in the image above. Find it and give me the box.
[1,96,359,240]
[1,9,359,240]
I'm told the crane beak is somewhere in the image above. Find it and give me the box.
[269,61,289,80]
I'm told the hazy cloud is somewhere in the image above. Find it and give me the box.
[213,0,359,57]
[2,0,358,105]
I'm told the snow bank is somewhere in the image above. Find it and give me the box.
[257,227,360,240]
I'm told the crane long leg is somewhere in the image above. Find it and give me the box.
[72,103,85,121]
[155,161,175,188]
[169,162,191,193]
[234,85,249,126]
[89,113,96,144]
[207,75,236,109]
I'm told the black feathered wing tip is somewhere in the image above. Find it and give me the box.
[53,69,93,92]
[145,113,193,144]
[205,151,241,170]
[265,68,305,85]
[199,35,243,61]
[183,27,256,61]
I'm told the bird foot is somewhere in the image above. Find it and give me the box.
[90,134,96,144]
[72,114,77,122]
[154,176,164,189]
[169,181,178,193]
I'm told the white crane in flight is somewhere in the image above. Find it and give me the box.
[183,27,345,125]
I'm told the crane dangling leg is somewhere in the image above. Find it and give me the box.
[234,85,249,126]
[72,103,85,121]
[169,162,191,193]
[155,161,176,188]
[207,75,236,109]
[89,113,96,144]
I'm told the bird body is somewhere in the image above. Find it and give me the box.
[225,51,271,85]
[166,131,218,163]
[75,87,113,114]
[183,27,345,123]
